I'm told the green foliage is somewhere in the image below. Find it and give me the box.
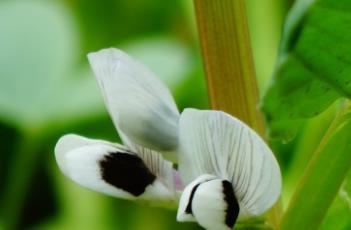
[2,0,351,229]
[0,0,205,229]
[321,170,351,230]
[261,0,351,141]
[261,0,351,229]
[0,0,103,130]
[281,107,351,229]
[234,219,274,230]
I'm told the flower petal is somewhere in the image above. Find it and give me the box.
[178,109,281,216]
[87,48,179,153]
[55,134,178,206]
[177,174,240,230]
[177,174,216,222]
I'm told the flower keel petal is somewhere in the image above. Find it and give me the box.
[177,174,216,222]
[177,174,240,230]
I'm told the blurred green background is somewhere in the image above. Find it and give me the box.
[0,0,293,229]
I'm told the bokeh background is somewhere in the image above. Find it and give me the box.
[0,0,293,229]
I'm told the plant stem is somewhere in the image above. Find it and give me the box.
[193,0,264,133]
[280,101,351,230]
[283,104,336,204]
[193,0,281,228]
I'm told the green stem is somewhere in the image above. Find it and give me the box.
[193,0,282,228]
[0,128,43,230]
[283,104,336,204]
[193,0,264,132]
[281,102,351,230]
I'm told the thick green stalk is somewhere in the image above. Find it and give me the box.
[193,0,264,133]
[193,0,281,228]
[281,102,351,229]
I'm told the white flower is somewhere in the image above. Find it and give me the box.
[55,49,181,207]
[176,109,281,229]
[55,48,281,229]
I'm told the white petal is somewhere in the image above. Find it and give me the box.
[55,134,177,206]
[178,109,281,216]
[177,174,217,222]
[177,174,240,230]
[87,48,180,153]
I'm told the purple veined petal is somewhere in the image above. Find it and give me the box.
[55,134,178,207]
[178,109,281,217]
[87,48,180,159]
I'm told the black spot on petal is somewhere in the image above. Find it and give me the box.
[185,178,216,215]
[99,152,156,196]
[185,183,201,214]
[222,180,240,228]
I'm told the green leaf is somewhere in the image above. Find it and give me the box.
[0,0,103,130]
[321,170,351,230]
[261,0,351,140]
[281,106,351,229]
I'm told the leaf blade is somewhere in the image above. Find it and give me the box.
[280,107,351,229]
[261,0,351,140]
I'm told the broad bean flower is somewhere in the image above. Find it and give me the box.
[55,48,281,230]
